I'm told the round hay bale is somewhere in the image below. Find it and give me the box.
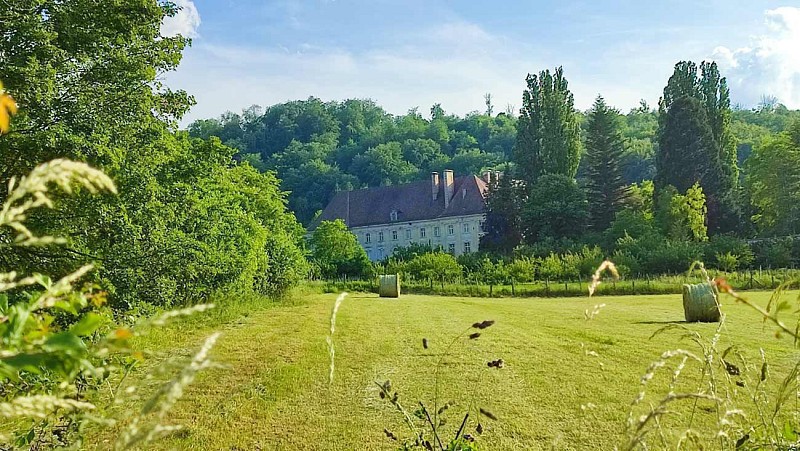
[379,274,400,298]
[682,282,720,322]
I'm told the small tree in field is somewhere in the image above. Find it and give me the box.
[478,258,508,296]
[406,253,462,289]
[310,219,372,279]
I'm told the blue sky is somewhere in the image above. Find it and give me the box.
[160,1,800,123]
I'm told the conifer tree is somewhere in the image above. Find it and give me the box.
[480,165,523,254]
[585,96,628,231]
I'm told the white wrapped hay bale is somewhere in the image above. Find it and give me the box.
[379,274,400,298]
[682,282,721,322]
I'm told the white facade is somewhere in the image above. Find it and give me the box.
[353,213,486,261]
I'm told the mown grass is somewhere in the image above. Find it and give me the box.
[89,290,799,450]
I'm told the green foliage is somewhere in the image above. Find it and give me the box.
[1,1,307,308]
[616,233,704,274]
[521,174,588,243]
[537,253,566,281]
[309,220,372,279]
[405,252,463,288]
[655,183,708,242]
[745,124,800,236]
[514,66,582,184]
[0,158,217,449]
[657,61,738,233]
[350,142,419,187]
[704,235,754,270]
[752,238,794,269]
[605,210,658,247]
[585,96,629,230]
[506,258,535,283]
[190,99,519,225]
[480,167,523,254]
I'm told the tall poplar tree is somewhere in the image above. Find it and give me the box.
[657,61,739,233]
[585,96,628,231]
[514,66,582,187]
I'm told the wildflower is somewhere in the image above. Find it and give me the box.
[0,81,17,134]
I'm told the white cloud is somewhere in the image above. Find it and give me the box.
[165,19,659,125]
[161,0,201,38]
[168,21,545,124]
[712,6,800,108]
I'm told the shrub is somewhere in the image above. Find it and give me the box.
[714,252,740,272]
[405,252,462,288]
[0,158,217,449]
[753,237,794,269]
[576,246,605,277]
[537,253,563,281]
[704,234,754,271]
[506,258,535,284]
[617,233,704,275]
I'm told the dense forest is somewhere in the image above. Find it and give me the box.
[185,74,800,233]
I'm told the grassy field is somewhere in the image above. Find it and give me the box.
[90,289,800,450]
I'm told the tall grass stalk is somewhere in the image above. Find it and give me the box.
[327,292,348,385]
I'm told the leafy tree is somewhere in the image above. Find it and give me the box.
[0,0,310,308]
[521,174,588,243]
[309,220,371,279]
[448,149,502,176]
[477,258,507,296]
[350,142,418,186]
[745,122,800,236]
[655,183,708,242]
[514,66,582,185]
[585,96,629,231]
[604,210,658,248]
[401,138,450,174]
[405,252,462,289]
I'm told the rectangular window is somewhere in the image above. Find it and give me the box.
[392,230,398,240]
[365,233,371,244]
[405,229,412,240]
[434,226,440,237]
[463,223,470,234]
[420,228,426,238]
[464,241,471,253]
[378,231,384,242]
[448,243,455,254]
[447,224,454,235]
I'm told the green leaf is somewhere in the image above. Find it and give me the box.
[70,313,105,336]
[0,352,50,374]
[782,421,797,441]
[0,294,8,314]
[43,332,86,354]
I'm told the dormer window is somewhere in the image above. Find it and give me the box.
[390,210,398,221]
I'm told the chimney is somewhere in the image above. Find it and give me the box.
[443,169,454,209]
[483,171,492,184]
[431,172,440,201]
